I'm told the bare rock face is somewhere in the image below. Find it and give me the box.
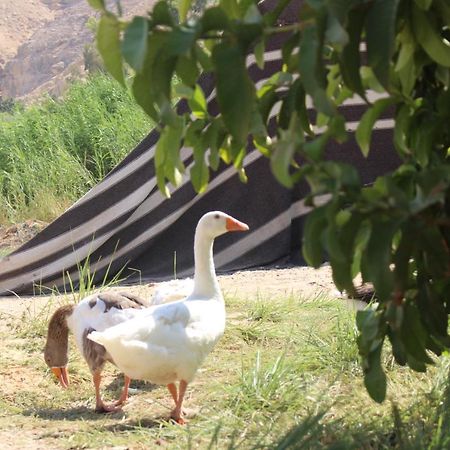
[0,0,152,100]
[0,0,56,68]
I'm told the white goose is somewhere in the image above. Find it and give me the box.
[88,211,249,423]
[44,292,150,412]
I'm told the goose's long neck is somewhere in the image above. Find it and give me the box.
[45,305,74,365]
[192,230,221,299]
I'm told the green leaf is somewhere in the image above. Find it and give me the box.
[395,25,415,73]
[201,6,231,32]
[325,14,348,47]
[132,34,168,121]
[396,57,417,97]
[271,139,296,188]
[235,22,264,50]
[152,1,175,26]
[176,55,200,87]
[409,118,435,167]
[271,113,303,188]
[219,0,240,19]
[299,24,336,116]
[417,280,449,340]
[132,73,158,121]
[361,219,399,302]
[212,41,255,146]
[418,225,449,277]
[435,0,450,23]
[188,84,208,119]
[167,27,198,56]
[195,44,213,71]
[191,142,209,193]
[356,309,380,349]
[387,328,407,365]
[411,4,450,67]
[155,117,185,194]
[356,98,395,157]
[302,206,328,268]
[122,17,148,72]
[332,211,362,293]
[203,119,225,170]
[254,39,265,69]
[393,104,411,156]
[282,31,300,70]
[303,133,329,162]
[339,7,366,97]
[258,87,278,124]
[179,0,193,22]
[279,83,300,130]
[324,211,348,266]
[87,0,105,10]
[97,13,125,86]
[405,354,427,372]
[243,3,263,24]
[366,0,401,88]
[364,343,387,403]
[352,219,371,278]
[392,226,414,293]
[249,102,266,137]
[361,66,385,93]
[293,80,314,136]
[401,301,435,364]
[414,0,432,10]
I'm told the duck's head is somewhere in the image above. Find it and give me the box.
[44,305,73,389]
[197,211,249,239]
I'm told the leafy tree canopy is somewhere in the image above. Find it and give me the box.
[88,0,450,402]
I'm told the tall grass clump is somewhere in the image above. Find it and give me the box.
[0,74,151,224]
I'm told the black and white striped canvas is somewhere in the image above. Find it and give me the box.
[0,0,400,295]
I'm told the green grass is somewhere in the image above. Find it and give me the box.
[0,74,151,224]
[1,292,449,449]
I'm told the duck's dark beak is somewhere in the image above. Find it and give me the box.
[226,217,249,232]
[51,367,69,388]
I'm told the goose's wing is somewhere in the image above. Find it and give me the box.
[96,291,150,309]
[88,299,192,346]
[150,278,194,305]
[75,292,149,332]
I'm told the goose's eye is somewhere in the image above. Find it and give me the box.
[214,214,220,219]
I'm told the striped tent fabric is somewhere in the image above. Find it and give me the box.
[0,0,400,296]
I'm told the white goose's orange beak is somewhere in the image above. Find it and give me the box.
[226,217,249,232]
[51,367,69,389]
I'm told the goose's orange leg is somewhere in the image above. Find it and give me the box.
[171,380,188,425]
[167,383,178,403]
[115,375,131,406]
[93,371,121,413]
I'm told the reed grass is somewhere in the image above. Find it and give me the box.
[0,74,151,225]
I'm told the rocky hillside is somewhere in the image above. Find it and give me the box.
[0,0,153,100]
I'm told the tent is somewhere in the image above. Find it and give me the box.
[0,0,400,295]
